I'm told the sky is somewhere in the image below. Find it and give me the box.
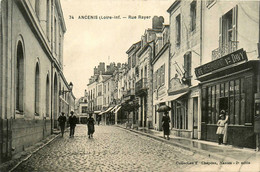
[61,0,173,99]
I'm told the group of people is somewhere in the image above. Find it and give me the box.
[57,111,96,139]
[161,109,229,145]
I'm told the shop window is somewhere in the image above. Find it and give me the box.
[176,14,181,47]
[204,78,250,125]
[173,100,188,130]
[190,0,197,32]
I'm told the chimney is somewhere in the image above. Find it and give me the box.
[152,16,164,30]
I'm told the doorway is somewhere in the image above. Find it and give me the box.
[219,97,228,114]
[193,97,198,139]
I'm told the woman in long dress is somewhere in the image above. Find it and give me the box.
[87,113,95,139]
[162,112,170,140]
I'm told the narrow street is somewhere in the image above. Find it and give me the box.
[13,125,217,172]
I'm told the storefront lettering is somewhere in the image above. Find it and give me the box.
[195,49,248,77]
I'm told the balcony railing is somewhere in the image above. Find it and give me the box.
[212,41,238,60]
[135,78,148,94]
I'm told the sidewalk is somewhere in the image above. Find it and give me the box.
[115,124,260,171]
[0,128,66,172]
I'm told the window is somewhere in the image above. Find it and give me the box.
[190,1,197,31]
[46,75,50,117]
[219,6,238,54]
[82,106,88,113]
[16,41,24,113]
[176,14,181,47]
[35,63,40,115]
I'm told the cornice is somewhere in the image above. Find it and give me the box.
[17,0,62,72]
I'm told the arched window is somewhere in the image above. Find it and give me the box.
[16,41,24,113]
[46,75,50,117]
[35,63,40,115]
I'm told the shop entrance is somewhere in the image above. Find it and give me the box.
[193,97,198,139]
[219,97,228,114]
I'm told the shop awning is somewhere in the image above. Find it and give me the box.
[104,106,114,113]
[154,97,166,104]
[98,111,105,115]
[114,106,121,113]
[111,105,119,112]
[154,91,188,104]
[165,91,188,102]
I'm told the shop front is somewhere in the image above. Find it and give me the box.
[195,49,259,148]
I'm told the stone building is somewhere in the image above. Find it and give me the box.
[0,0,74,163]
[167,0,202,139]
[135,16,164,128]
[196,0,260,149]
[152,25,170,131]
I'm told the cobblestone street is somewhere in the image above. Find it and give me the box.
[13,125,238,172]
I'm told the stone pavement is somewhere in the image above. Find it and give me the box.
[9,124,230,172]
[117,124,260,172]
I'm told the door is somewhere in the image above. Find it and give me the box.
[193,97,198,139]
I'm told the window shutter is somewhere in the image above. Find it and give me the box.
[162,64,165,85]
[232,5,238,46]
[157,69,160,87]
[188,53,191,77]
[153,73,157,90]
[219,17,223,49]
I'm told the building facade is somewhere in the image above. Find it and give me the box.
[152,25,170,131]
[167,0,202,139]
[196,0,260,149]
[0,0,74,163]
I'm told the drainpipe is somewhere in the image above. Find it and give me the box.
[197,0,203,140]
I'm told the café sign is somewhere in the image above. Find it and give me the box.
[195,49,248,77]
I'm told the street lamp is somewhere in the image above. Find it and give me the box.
[59,82,73,96]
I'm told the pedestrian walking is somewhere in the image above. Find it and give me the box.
[216,110,229,145]
[69,111,77,138]
[97,115,101,126]
[162,111,170,140]
[58,112,67,137]
[87,113,95,139]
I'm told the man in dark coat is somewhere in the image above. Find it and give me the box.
[69,111,77,137]
[58,112,67,137]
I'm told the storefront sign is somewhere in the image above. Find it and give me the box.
[195,49,248,77]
